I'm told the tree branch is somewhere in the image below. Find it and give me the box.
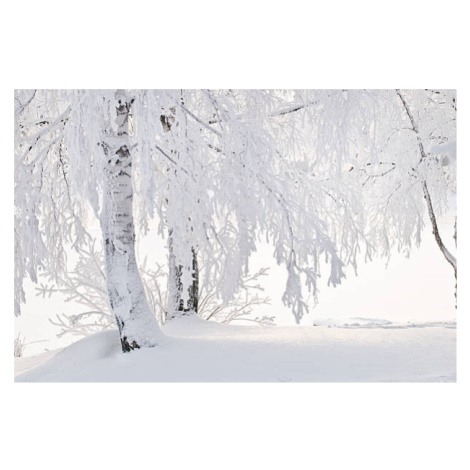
[396,90,457,281]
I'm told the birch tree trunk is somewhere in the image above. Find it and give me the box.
[188,247,199,313]
[101,91,161,351]
[161,105,199,321]
[167,235,199,319]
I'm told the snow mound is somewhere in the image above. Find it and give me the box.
[312,318,456,329]
[313,317,392,327]
[15,318,456,383]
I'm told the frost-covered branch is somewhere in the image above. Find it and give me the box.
[42,237,272,339]
[14,89,36,116]
[396,90,457,280]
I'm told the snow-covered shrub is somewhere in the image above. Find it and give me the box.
[14,334,26,358]
[39,237,272,339]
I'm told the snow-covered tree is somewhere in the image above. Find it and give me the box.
[343,89,456,280]
[15,89,456,352]
[395,90,456,278]
[15,90,89,317]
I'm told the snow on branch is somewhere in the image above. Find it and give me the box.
[15,89,457,326]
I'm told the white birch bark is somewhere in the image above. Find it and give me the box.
[161,104,199,321]
[167,230,183,317]
[167,237,198,319]
[100,91,161,351]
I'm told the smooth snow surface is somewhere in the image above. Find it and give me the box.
[15,316,456,382]
[14,349,60,377]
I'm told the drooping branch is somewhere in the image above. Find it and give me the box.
[422,180,457,271]
[396,90,457,282]
[22,106,71,165]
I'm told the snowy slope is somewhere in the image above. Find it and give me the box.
[15,316,456,383]
[14,349,60,378]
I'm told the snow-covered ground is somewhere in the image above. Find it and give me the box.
[15,316,456,382]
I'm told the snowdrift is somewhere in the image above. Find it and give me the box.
[15,316,456,382]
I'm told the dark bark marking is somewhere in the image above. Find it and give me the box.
[121,336,141,353]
